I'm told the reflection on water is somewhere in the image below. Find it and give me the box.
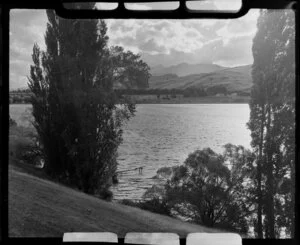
[10,103,251,200]
[112,104,251,200]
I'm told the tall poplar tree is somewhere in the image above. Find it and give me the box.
[248,9,295,238]
[28,3,150,198]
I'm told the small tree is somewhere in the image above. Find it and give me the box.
[151,146,255,234]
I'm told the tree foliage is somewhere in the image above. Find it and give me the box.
[248,9,295,238]
[109,46,150,89]
[146,145,256,235]
[28,3,150,198]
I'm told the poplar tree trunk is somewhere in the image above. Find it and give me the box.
[257,103,265,238]
[265,104,275,238]
[290,159,295,237]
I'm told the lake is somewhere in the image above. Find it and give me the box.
[10,104,251,200]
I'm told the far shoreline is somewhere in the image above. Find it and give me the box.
[10,96,250,106]
[130,95,250,104]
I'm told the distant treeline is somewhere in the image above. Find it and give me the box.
[115,85,250,98]
[115,87,206,97]
[9,89,32,104]
[9,85,250,104]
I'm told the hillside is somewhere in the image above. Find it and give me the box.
[9,166,221,237]
[149,64,252,93]
[150,63,226,77]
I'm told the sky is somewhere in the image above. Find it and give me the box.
[9,1,260,90]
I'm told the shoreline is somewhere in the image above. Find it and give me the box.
[10,96,250,106]
[130,96,250,104]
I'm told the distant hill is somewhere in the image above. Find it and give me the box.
[149,64,252,93]
[150,63,226,77]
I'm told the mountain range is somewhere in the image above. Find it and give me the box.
[149,63,253,93]
[11,63,253,94]
[150,63,225,77]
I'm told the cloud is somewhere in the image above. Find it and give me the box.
[10,9,47,89]
[152,21,171,31]
[9,8,260,89]
[139,39,167,53]
[216,35,254,66]
[140,34,254,67]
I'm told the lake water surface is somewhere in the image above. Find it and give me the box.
[112,104,251,200]
[10,104,251,200]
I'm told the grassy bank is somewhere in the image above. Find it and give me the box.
[9,166,222,237]
[8,124,223,237]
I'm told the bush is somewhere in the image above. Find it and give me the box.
[143,145,255,234]
[120,197,171,216]
[98,189,113,201]
[9,125,36,160]
[137,198,171,216]
[9,116,17,127]
[120,199,137,207]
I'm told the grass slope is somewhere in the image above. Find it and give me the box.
[9,166,221,237]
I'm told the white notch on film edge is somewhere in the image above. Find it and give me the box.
[63,232,118,242]
[62,232,242,244]
[187,233,242,245]
[124,232,180,245]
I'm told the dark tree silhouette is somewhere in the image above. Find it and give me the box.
[146,146,255,234]
[248,9,295,238]
[28,3,150,198]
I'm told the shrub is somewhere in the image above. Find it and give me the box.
[144,145,255,234]
[120,198,171,216]
[137,198,171,216]
[120,199,137,207]
[9,116,17,127]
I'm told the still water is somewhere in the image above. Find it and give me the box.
[10,104,251,200]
